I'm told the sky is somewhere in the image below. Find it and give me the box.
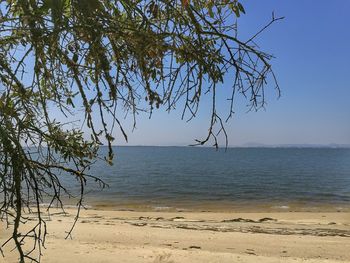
[111,0,349,146]
[46,1,349,147]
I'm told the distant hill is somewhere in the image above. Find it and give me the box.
[236,143,350,148]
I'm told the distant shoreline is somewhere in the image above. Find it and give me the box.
[101,144,350,149]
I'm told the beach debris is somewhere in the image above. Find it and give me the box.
[259,217,277,222]
[129,222,147,227]
[222,218,256,223]
[176,225,199,230]
[222,217,277,223]
[189,245,201,249]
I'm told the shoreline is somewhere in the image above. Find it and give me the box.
[1,208,350,262]
[40,199,350,213]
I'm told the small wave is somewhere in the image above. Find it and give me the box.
[39,203,51,208]
[272,205,290,209]
[64,204,92,209]
[39,203,92,209]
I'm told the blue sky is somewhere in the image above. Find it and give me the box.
[43,1,348,147]
[112,0,349,146]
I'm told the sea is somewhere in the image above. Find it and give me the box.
[56,146,350,212]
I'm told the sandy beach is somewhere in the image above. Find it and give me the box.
[1,208,350,263]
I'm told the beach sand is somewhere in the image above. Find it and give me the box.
[1,209,350,262]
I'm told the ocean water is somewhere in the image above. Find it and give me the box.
[59,146,350,212]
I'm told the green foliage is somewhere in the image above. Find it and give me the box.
[0,1,281,262]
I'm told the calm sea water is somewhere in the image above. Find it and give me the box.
[59,146,350,211]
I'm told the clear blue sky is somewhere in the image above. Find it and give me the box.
[50,1,349,146]
[112,0,349,146]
